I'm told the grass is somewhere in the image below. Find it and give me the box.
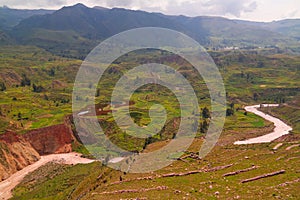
[225,109,268,130]
[0,46,81,133]
[0,47,299,199]
[12,135,300,199]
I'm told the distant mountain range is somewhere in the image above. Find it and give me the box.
[0,6,53,30]
[1,3,300,58]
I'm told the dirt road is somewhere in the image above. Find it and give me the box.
[234,104,293,145]
[0,153,94,200]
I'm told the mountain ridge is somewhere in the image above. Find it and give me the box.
[1,4,300,57]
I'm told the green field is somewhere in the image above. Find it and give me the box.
[0,46,299,199]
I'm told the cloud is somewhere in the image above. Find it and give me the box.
[89,0,170,12]
[96,0,258,17]
[164,0,258,17]
[88,0,136,7]
[205,0,257,17]
[0,0,67,9]
[285,10,299,18]
[0,0,67,8]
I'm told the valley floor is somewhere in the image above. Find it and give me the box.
[0,104,297,199]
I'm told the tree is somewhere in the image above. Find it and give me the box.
[0,82,6,91]
[253,93,259,101]
[32,84,45,93]
[32,83,37,92]
[202,107,211,119]
[95,89,100,97]
[20,75,31,87]
[230,102,235,110]
[17,112,22,120]
[226,108,234,116]
[49,68,55,76]
[200,120,209,133]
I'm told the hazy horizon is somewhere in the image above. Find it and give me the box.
[0,0,299,22]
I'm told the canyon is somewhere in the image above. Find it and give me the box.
[0,116,77,181]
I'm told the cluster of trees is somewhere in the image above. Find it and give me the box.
[199,107,210,133]
[202,107,210,119]
[19,75,44,93]
[19,74,45,93]
[20,74,31,87]
[240,71,255,83]
[32,84,45,93]
[226,102,235,116]
[200,120,209,133]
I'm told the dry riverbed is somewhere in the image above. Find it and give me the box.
[0,153,94,200]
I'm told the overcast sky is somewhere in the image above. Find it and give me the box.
[0,0,299,22]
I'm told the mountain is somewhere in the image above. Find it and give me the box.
[7,4,300,58]
[11,3,188,58]
[13,3,184,40]
[0,6,54,30]
[0,30,13,45]
[169,16,296,48]
[258,19,300,40]
[235,19,300,40]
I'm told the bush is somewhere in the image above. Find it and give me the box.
[226,108,234,116]
[20,74,31,87]
[0,82,6,91]
[32,84,45,93]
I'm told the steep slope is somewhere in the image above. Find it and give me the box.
[12,4,185,58]
[0,30,14,45]
[263,19,300,40]
[0,6,53,30]
[170,16,294,48]
[23,118,76,155]
[235,19,300,40]
[0,117,78,181]
[13,3,184,40]
[0,132,40,181]
[9,4,300,57]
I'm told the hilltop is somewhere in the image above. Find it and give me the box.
[0,4,299,58]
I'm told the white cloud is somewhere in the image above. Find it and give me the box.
[0,0,67,9]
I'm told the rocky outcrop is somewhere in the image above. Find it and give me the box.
[24,123,75,155]
[0,116,78,181]
[0,132,40,181]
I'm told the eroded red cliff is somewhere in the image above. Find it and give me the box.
[0,131,40,181]
[23,123,74,155]
[0,116,77,181]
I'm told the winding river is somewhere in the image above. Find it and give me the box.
[0,104,293,199]
[234,104,293,145]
